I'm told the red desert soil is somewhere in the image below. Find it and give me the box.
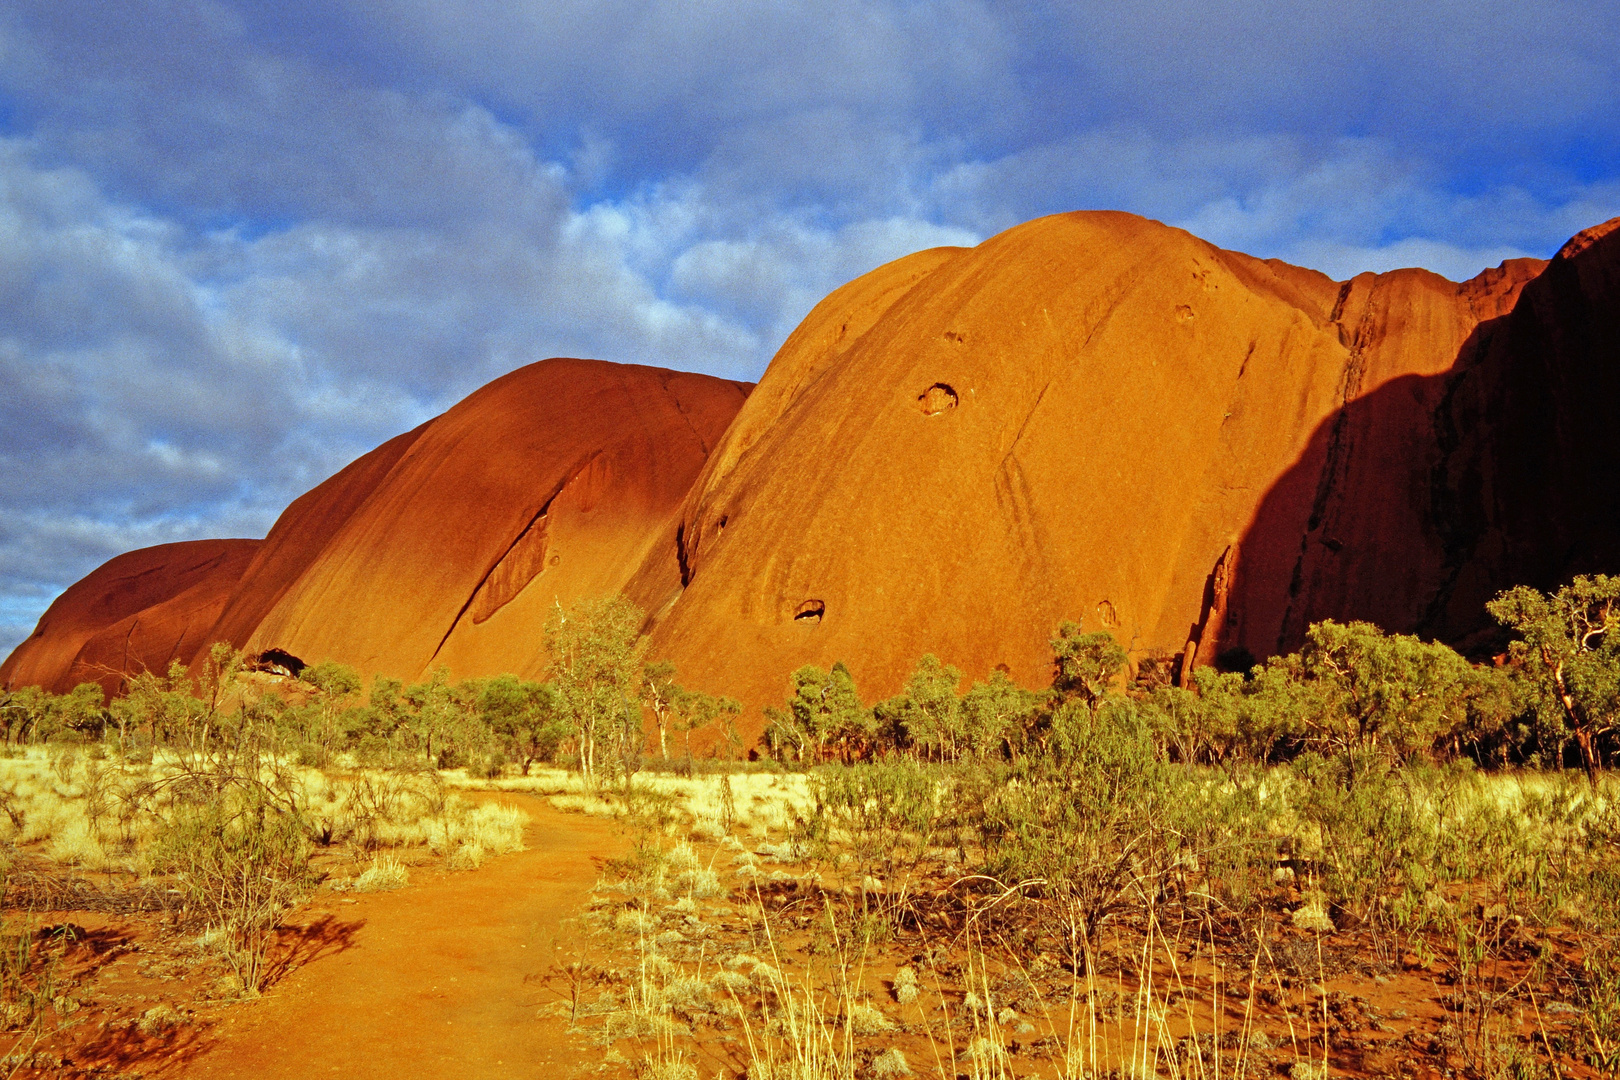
[176,796,625,1080]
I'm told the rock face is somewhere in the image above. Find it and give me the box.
[6,213,1619,727]
[1,359,749,694]
[0,540,261,695]
[234,358,749,682]
[634,212,1618,712]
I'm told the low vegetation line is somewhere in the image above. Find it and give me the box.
[0,576,1618,1074]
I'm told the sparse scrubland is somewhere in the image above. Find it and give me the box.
[1,579,1620,1076]
[535,576,1620,1079]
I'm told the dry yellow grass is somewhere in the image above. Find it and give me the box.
[448,767,814,840]
[353,855,410,892]
[0,747,530,878]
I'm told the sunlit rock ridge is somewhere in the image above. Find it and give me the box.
[6,212,1619,730]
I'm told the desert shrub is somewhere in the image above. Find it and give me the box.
[1285,752,1437,939]
[1577,939,1620,1072]
[963,698,1174,953]
[0,912,70,1032]
[801,760,943,882]
[147,772,313,992]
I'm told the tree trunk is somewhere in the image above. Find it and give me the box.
[1550,659,1598,787]
[1576,725,1600,789]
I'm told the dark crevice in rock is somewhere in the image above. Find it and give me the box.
[252,648,306,677]
[429,450,601,663]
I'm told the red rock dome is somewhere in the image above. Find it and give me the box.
[231,358,749,682]
[0,539,260,695]
[632,211,1616,718]
[8,212,1619,737]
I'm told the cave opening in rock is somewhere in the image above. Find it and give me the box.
[794,599,825,623]
[253,648,306,677]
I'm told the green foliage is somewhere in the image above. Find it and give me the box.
[287,659,367,767]
[958,669,1039,761]
[1287,620,1500,765]
[112,652,245,760]
[1489,574,1620,782]
[1049,620,1128,709]
[0,682,107,745]
[1134,621,1513,770]
[474,674,567,774]
[147,770,313,992]
[874,654,964,761]
[803,759,943,878]
[303,660,361,697]
[670,687,741,770]
[764,662,873,763]
[544,594,648,788]
[962,698,1172,952]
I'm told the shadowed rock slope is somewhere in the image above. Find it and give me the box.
[6,213,1618,724]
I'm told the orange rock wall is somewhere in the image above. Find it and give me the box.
[0,540,260,695]
[237,359,749,682]
[635,212,1611,716]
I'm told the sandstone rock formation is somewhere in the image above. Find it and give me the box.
[0,540,260,695]
[635,212,1617,713]
[232,358,748,682]
[1,359,749,693]
[6,213,1618,730]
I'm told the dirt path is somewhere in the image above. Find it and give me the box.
[178,795,626,1080]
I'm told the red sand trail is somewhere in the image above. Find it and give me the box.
[179,796,625,1080]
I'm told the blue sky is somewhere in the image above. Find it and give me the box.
[1,0,1617,656]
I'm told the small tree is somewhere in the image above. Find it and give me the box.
[114,660,209,758]
[669,688,740,768]
[477,675,566,774]
[639,659,681,761]
[764,662,872,763]
[959,670,1039,761]
[0,686,46,743]
[296,660,363,766]
[1050,621,1128,712]
[402,669,465,768]
[878,655,964,761]
[44,683,107,743]
[1294,620,1479,765]
[1489,575,1620,785]
[544,595,647,787]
